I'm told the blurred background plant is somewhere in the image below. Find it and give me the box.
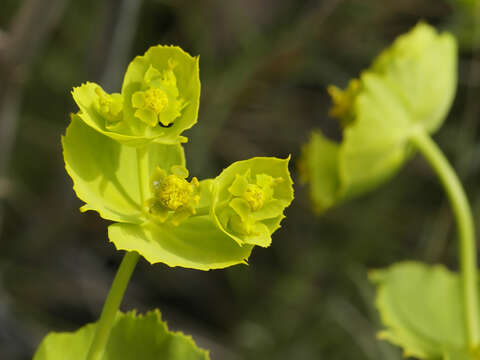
[0,0,478,359]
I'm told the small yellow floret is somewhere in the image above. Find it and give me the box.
[327,79,360,121]
[95,88,122,118]
[144,88,169,115]
[243,184,265,211]
[158,175,195,210]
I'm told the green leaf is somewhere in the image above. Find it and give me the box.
[340,72,413,199]
[298,131,339,213]
[371,22,457,133]
[299,22,457,214]
[443,348,479,360]
[212,157,294,247]
[108,216,253,270]
[370,262,480,359]
[62,114,185,223]
[33,310,210,360]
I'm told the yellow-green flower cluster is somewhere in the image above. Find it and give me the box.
[299,22,457,214]
[64,45,294,270]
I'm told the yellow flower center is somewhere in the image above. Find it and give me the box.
[327,78,360,126]
[243,184,264,211]
[157,175,194,210]
[144,87,169,115]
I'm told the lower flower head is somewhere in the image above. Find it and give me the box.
[212,157,294,247]
[145,165,200,226]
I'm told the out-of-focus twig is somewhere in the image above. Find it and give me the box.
[0,0,68,239]
[423,1,480,262]
[101,0,143,91]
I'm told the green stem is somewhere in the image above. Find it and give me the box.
[86,251,140,360]
[410,130,479,349]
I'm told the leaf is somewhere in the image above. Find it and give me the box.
[371,22,457,133]
[370,261,480,359]
[340,72,413,199]
[299,22,457,214]
[108,216,253,270]
[62,114,185,223]
[443,348,479,360]
[212,157,294,247]
[298,131,339,213]
[33,310,210,360]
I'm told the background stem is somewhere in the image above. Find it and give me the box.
[410,130,479,349]
[86,251,140,360]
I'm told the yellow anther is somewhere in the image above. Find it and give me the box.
[243,184,264,211]
[158,175,195,211]
[144,88,169,115]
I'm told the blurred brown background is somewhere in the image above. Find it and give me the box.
[0,0,479,359]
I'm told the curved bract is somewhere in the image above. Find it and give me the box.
[212,157,294,248]
[72,45,200,146]
[299,22,457,214]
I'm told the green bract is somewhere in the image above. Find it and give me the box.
[63,115,294,270]
[299,22,457,213]
[72,45,200,146]
[33,310,210,360]
[212,157,294,248]
[370,262,480,360]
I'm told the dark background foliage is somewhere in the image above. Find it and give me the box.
[0,0,478,359]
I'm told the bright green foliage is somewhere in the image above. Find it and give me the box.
[212,157,294,247]
[370,262,480,359]
[33,310,210,360]
[72,45,200,146]
[299,22,457,213]
[63,115,294,270]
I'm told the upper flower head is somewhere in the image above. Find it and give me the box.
[131,60,187,128]
[71,45,200,146]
